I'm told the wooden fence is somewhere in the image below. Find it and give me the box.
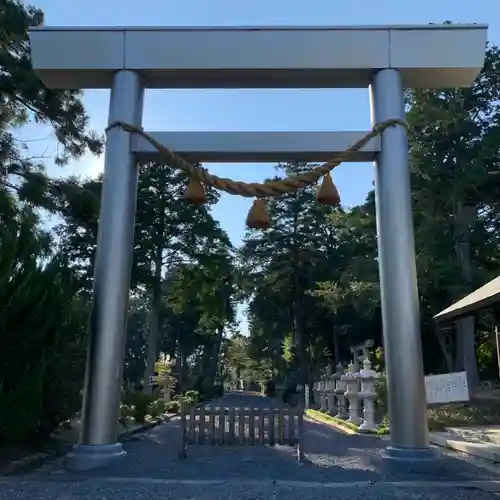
[179,405,304,460]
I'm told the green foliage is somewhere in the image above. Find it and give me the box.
[183,390,200,405]
[282,334,295,365]
[218,334,276,390]
[173,390,200,409]
[123,391,155,424]
[240,163,339,383]
[120,390,167,422]
[123,299,149,388]
[119,404,135,427]
[0,0,234,449]
[166,401,181,413]
[55,162,236,398]
[0,0,102,211]
[149,400,166,419]
[475,330,496,380]
[374,375,388,417]
[2,3,500,452]
[240,45,500,388]
[427,403,500,431]
[0,210,87,445]
[0,0,102,448]
[240,163,379,381]
[373,347,385,373]
[306,409,388,435]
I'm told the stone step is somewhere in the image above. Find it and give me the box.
[445,426,500,445]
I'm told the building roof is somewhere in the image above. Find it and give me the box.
[434,275,500,323]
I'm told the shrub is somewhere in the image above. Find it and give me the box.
[119,404,135,427]
[121,388,136,408]
[374,374,388,422]
[149,399,166,419]
[172,389,200,411]
[166,400,180,413]
[183,390,199,405]
[124,391,154,424]
[0,216,88,446]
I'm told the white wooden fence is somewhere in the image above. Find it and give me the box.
[180,405,304,460]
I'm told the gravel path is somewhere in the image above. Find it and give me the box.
[1,392,500,499]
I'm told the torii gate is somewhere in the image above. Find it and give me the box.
[29,24,487,470]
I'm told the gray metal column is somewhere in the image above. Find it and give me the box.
[369,69,434,461]
[65,70,144,471]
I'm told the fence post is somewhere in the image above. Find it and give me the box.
[296,384,305,462]
[358,358,379,432]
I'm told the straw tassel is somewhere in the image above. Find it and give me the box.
[316,172,340,205]
[246,199,271,229]
[183,175,207,204]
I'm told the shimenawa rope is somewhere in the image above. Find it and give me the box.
[104,119,408,199]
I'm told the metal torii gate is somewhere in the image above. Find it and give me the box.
[29,24,487,470]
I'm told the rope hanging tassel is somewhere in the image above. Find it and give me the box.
[316,172,340,205]
[183,175,207,204]
[246,199,271,229]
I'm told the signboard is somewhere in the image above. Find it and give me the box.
[424,371,470,405]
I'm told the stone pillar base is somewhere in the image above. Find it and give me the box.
[373,446,440,475]
[64,443,126,471]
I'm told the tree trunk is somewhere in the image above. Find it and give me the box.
[198,328,224,394]
[293,284,307,386]
[177,350,188,394]
[175,352,183,393]
[143,296,161,394]
[143,248,163,394]
[200,341,212,374]
[207,327,223,386]
[434,326,454,372]
[290,213,307,387]
[453,201,479,388]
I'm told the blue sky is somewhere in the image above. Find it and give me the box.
[20,1,499,331]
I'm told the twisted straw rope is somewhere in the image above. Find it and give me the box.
[105,119,408,198]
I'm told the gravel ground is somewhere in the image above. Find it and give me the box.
[2,392,500,499]
[0,478,498,500]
